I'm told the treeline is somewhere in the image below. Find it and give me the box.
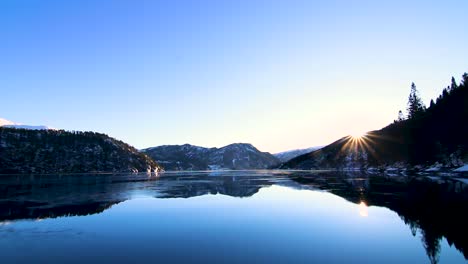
[0,127,160,174]
[282,73,468,169]
[390,73,468,165]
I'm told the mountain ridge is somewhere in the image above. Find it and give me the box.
[142,143,280,171]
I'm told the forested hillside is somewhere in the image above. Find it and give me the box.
[282,73,468,170]
[0,128,161,174]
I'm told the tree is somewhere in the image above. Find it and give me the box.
[398,110,405,121]
[407,82,425,119]
[461,72,468,86]
[449,76,457,92]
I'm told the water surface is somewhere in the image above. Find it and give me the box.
[0,170,467,264]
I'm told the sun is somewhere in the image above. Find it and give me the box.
[350,131,367,140]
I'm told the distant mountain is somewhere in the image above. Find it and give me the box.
[0,117,54,130]
[0,127,161,174]
[274,147,322,162]
[281,73,468,170]
[0,118,16,126]
[142,143,280,171]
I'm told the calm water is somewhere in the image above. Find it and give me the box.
[0,170,467,264]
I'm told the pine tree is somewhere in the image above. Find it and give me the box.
[461,73,468,86]
[407,82,425,119]
[449,77,457,92]
[398,110,404,121]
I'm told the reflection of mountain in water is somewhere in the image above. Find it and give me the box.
[156,176,266,198]
[291,172,468,263]
[0,174,133,220]
[0,172,283,221]
[153,171,312,198]
[0,171,466,263]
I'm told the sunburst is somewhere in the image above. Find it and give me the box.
[350,131,366,140]
[337,132,377,159]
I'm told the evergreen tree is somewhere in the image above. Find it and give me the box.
[461,73,468,86]
[407,82,425,119]
[398,110,405,121]
[449,76,457,92]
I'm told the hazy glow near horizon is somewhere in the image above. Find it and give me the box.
[1,1,467,153]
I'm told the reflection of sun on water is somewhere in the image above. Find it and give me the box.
[359,201,368,217]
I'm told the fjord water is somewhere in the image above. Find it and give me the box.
[0,171,466,264]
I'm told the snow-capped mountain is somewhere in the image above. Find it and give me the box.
[274,147,322,163]
[142,143,280,171]
[0,118,54,130]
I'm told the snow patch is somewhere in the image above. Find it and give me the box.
[0,118,16,126]
[454,164,468,172]
[425,163,443,172]
[4,125,52,130]
[0,117,54,130]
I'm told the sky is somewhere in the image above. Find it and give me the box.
[1,0,467,153]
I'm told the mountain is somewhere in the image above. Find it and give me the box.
[0,117,53,130]
[142,143,280,171]
[281,73,468,170]
[274,146,322,162]
[0,127,161,174]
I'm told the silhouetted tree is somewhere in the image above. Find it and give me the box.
[462,73,468,86]
[449,76,458,92]
[398,110,405,121]
[407,82,426,119]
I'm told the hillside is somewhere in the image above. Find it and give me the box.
[142,143,280,171]
[282,73,468,170]
[0,127,161,174]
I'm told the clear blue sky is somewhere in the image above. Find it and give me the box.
[1,0,467,153]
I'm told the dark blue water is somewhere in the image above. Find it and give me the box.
[0,170,467,264]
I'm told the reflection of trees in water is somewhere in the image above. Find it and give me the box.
[291,172,468,263]
[396,177,467,263]
[1,171,466,263]
[421,229,441,264]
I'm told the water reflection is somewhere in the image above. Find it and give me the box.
[291,172,468,263]
[0,170,467,263]
[358,201,368,217]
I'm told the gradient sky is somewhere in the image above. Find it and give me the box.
[1,0,467,153]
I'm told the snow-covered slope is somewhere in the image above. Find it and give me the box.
[0,118,54,130]
[274,147,322,163]
[0,118,16,126]
[454,164,468,172]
